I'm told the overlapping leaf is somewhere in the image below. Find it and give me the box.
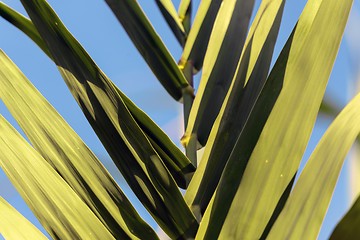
[185,0,285,216]
[18,1,197,238]
[196,0,352,238]
[0,197,47,240]
[183,0,255,148]
[0,1,195,189]
[268,92,360,240]
[0,116,114,240]
[0,50,157,239]
[105,0,191,101]
[330,195,360,240]
[178,0,191,34]
[178,0,222,72]
[154,0,186,46]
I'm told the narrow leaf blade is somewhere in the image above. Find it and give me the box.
[19,1,198,238]
[268,92,360,240]
[183,0,255,147]
[179,0,222,72]
[197,0,353,238]
[105,0,190,101]
[0,117,114,240]
[0,197,47,240]
[155,0,186,46]
[185,0,285,216]
[0,50,157,239]
[0,3,195,188]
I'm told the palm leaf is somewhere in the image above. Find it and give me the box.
[0,116,114,240]
[178,0,222,72]
[19,1,197,238]
[196,0,352,238]
[185,0,285,216]
[183,0,255,148]
[178,0,191,33]
[0,1,195,189]
[105,0,191,101]
[0,50,157,239]
[0,197,47,240]
[330,195,360,240]
[154,0,186,46]
[268,92,360,240]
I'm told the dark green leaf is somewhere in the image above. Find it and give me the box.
[19,1,198,238]
[105,0,191,101]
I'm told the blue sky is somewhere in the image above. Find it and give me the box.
[1,0,359,239]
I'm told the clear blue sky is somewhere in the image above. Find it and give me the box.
[1,0,359,239]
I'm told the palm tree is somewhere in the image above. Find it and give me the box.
[0,0,359,239]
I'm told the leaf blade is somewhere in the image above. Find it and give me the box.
[154,0,186,46]
[0,197,48,240]
[0,50,157,239]
[0,116,114,240]
[0,2,195,189]
[268,92,360,240]
[19,1,198,238]
[197,0,353,238]
[105,0,190,101]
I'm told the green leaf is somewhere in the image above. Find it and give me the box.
[185,0,285,216]
[0,50,157,240]
[0,2,195,189]
[330,195,360,240]
[268,92,360,240]
[0,2,51,59]
[178,0,222,72]
[105,0,191,101]
[0,116,114,240]
[0,197,47,240]
[196,0,353,238]
[154,0,187,46]
[19,1,198,238]
[183,0,255,148]
[178,0,191,34]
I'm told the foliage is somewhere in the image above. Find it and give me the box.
[0,0,359,239]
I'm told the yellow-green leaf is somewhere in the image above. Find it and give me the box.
[0,116,114,240]
[185,0,285,216]
[155,0,186,46]
[105,0,190,101]
[178,0,222,72]
[0,2,195,189]
[19,1,198,238]
[183,0,255,148]
[268,92,360,240]
[196,0,352,238]
[0,197,47,240]
[0,50,157,240]
[330,195,360,240]
[178,0,191,34]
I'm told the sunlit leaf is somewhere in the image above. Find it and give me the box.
[154,0,186,46]
[105,0,191,101]
[268,92,360,240]
[0,197,47,240]
[0,50,157,239]
[0,116,114,240]
[0,2,195,189]
[178,0,222,72]
[185,0,285,216]
[178,0,191,33]
[19,1,198,238]
[183,0,255,148]
[196,0,352,238]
